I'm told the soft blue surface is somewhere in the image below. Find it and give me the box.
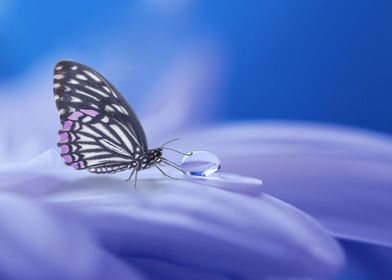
[336,241,392,280]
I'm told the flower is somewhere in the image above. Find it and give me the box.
[1,57,391,279]
[178,122,392,247]
[0,149,344,279]
[0,193,143,280]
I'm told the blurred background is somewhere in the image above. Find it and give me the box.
[0,1,391,279]
[1,1,391,133]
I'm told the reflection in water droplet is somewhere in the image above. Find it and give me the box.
[181,151,221,177]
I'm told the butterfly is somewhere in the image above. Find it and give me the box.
[53,60,190,185]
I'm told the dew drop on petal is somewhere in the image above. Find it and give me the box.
[181,151,221,177]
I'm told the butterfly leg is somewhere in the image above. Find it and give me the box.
[155,165,179,179]
[125,168,136,182]
[134,170,138,190]
[161,158,186,174]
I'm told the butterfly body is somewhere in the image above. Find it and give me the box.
[85,148,163,174]
[54,61,168,178]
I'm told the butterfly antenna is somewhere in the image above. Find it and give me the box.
[162,147,193,156]
[155,165,180,179]
[161,138,180,148]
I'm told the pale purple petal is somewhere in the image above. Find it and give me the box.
[0,172,344,279]
[0,193,143,280]
[179,122,392,247]
[129,258,230,280]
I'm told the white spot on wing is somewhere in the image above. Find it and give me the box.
[69,133,76,141]
[68,79,79,84]
[55,66,63,70]
[100,138,131,156]
[105,105,115,112]
[110,124,134,153]
[77,134,96,142]
[85,85,109,97]
[59,109,65,115]
[113,104,129,115]
[70,96,82,103]
[82,151,112,159]
[78,143,102,150]
[83,70,101,82]
[101,116,109,123]
[82,116,92,123]
[54,74,65,80]
[71,66,78,70]
[92,123,120,144]
[75,89,100,101]
[87,157,130,166]
[76,74,88,81]
[116,120,140,146]
[80,125,101,138]
[102,86,111,93]
[54,83,61,89]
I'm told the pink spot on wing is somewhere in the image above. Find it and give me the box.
[68,111,83,120]
[81,109,99,117]
[63,155,72,163]
[62,121,73,131]
[59,133,69,143]
[71,163,79,169]
[71,162,85,170]
[60,145,69,154]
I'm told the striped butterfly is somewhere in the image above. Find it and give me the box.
[54,61,189,185]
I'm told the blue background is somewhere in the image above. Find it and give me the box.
[1,1,391,133]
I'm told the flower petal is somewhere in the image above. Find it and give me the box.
[0,193,143,280]
[1,172,344,279]
[182,122,392,247]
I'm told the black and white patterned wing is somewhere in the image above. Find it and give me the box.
[54,61,147,173]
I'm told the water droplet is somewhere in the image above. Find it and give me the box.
[181,151,221,177]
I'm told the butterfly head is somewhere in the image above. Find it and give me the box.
[147,147,163,163]
[152,147,163,159]
[135,148,163,170]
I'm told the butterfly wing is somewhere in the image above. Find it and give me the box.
[54,61,148,173]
